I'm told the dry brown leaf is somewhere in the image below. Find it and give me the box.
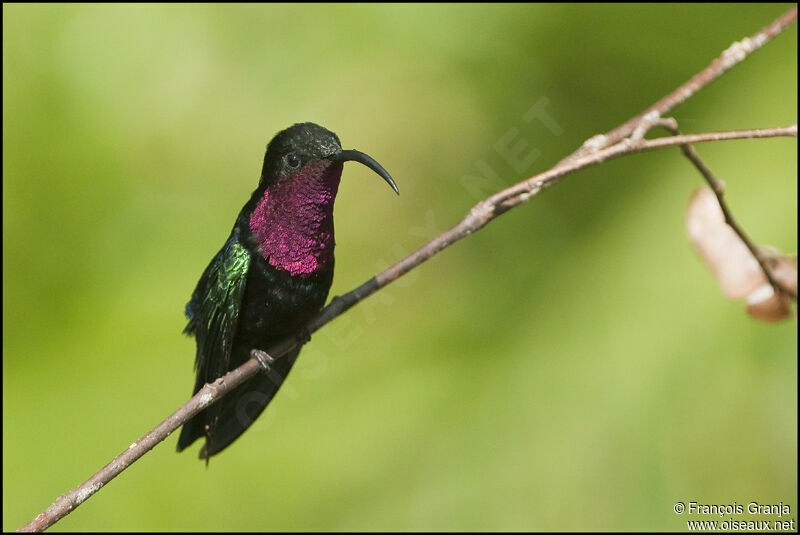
[745,284,792,321]
[686,187,795,322]
[686,187,764,299]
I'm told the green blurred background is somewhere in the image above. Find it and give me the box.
[3,4,797,531]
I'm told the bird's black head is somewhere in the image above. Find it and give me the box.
[259,123,342,188]
[258,122,398,194]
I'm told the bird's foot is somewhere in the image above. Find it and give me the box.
[295,327,312,345]
[251,349,275,372]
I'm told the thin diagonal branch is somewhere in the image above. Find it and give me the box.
[561,6,797,164]
[17,7,797,532]
[18,125,796,533]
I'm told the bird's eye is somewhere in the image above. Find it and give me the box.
[286,154,300,168]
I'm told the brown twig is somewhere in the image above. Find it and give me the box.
[17,125,796,533]
[642,117,797,300]
[17,7,797,532]
[17,357,265,533]
[560,6,797,164]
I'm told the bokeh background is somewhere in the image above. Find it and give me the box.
[3,4,797,531]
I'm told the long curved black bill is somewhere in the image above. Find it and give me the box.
[334,149,399,195]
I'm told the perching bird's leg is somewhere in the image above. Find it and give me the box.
[295,327,312,346]
[250,349,275,372]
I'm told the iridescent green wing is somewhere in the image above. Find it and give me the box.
[184,231,251,389]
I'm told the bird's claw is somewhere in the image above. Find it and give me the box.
[296,327,312,345]
[251,349,275,372]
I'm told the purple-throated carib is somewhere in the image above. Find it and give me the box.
[177,123,398,459]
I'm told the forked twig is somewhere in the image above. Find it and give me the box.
[17,7,797,532]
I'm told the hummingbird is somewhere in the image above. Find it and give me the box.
[177,123,398,459]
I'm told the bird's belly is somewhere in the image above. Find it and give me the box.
[237,258,334,349]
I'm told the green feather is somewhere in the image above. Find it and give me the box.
[185,233,251,385]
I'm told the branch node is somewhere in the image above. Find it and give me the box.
[465,200,494,229]
[572,133,609,160]
[631,110,663,141]
[17,7,798,532]
[721,37,758,68]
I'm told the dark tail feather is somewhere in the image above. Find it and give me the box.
[176,414,203,453]
[176,347,300,459]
